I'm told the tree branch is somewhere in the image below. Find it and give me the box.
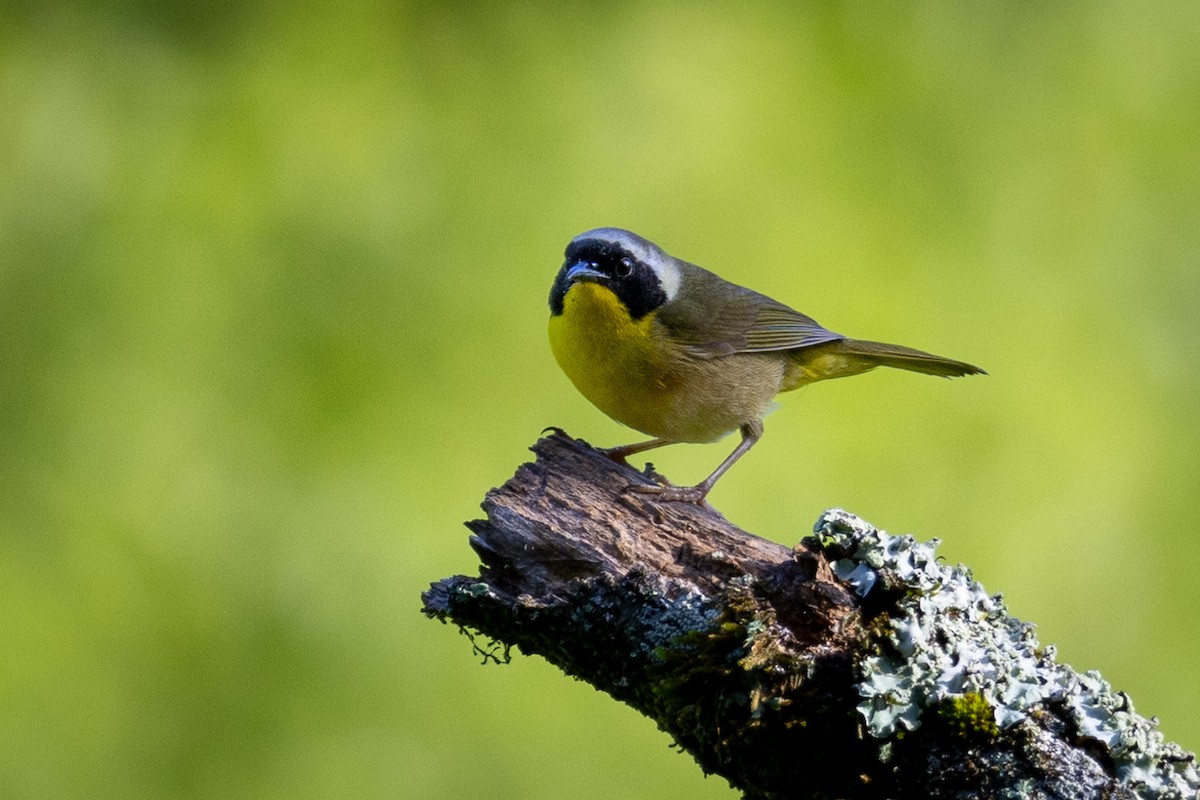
[422,431,1197,800]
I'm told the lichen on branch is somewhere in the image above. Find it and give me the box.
[812,508,1199,798]
[422,431,1198,800]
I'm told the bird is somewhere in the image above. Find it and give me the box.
[547,227,984,503]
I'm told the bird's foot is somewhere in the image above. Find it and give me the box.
[601,450,668,486]
[599,446,632,466]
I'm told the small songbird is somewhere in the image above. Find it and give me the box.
[548,228,984,503]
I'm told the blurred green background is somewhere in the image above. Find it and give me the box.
[3,2,1198,797]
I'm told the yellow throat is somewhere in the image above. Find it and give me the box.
[547,281,673,438]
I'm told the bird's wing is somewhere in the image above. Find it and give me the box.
[654,266,844,358]
[738,298,845,353]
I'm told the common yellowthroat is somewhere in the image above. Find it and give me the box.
[548,228,984,503]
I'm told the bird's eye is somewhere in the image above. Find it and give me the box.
[616,258,634,278]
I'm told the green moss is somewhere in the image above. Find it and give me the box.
[648,580,814,740]
[937,692,1000,739]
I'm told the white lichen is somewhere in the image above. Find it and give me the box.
[813,508,1200,800]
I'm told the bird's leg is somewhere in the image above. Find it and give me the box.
[600,437,674,486]
[601,437,672,465]
[626,419,763,504]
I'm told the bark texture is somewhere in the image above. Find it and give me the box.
[421,431,1196,800]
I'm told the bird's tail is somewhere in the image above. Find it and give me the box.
[834,338,985,378]
[781,338,984,390]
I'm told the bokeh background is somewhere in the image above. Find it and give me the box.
[3,3,1198,798]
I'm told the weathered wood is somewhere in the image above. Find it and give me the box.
[422,431,1197,800]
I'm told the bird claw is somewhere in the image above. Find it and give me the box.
[601,451,668,487]
[599,447,631,466]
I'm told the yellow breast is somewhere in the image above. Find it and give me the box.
[549,281,788,443]
[547,282,679,438]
